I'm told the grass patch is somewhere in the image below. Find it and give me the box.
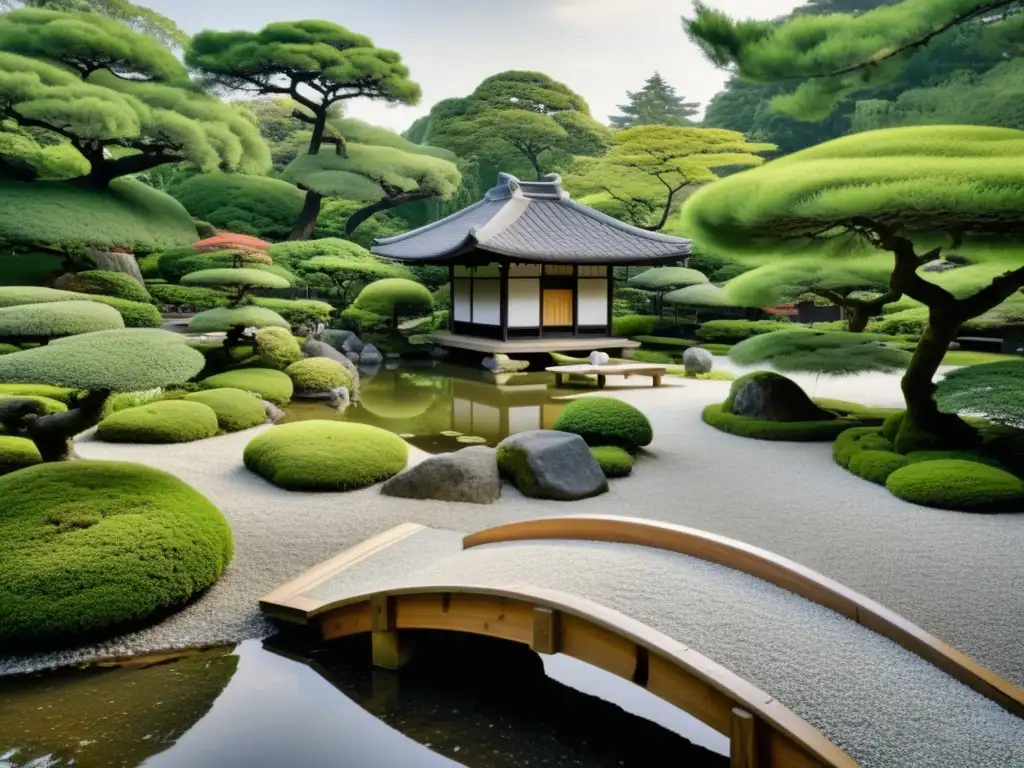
[96,400,220,444]
[590,445,635,478]
[943,350,1020,366]
[703,403,867,442]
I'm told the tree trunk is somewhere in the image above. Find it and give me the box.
[847,305,871,333]
[345,193,429,235]
[289,190,323,241]
[25,390,110,461]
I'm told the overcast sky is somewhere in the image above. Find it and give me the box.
[145,0,802,133]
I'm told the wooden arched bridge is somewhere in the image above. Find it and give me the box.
[260,515,1024,768]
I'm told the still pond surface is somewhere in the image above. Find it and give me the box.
[0,632,728,767]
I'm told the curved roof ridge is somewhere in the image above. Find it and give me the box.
[373,197,494,246]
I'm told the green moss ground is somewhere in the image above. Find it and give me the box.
[96,401,220,444]
[182,388,266,433]
[590,446,635,478]
[201,368,294,406]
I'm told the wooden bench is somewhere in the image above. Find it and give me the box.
[546,363,669,389]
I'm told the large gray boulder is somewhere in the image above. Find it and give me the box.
[342,334,365,355]
[496,430,608,501]
[360,343,383,366]
[380,446,501,504]
[683,347,713,375]
[322,329,354,351]
[728,372,833,422]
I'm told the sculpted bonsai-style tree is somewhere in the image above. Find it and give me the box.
[186,20,422,239]
[681,124,1024,449]
[0,328,204,460]
[729,330,912,376]
[291,239,411,304]
[353,278,433,331]
[568,126,775,231]
[182,264,291,341]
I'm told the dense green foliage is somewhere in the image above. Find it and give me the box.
[243,420,408,491]
[285,357,354,393]
[886,459,1024,512]
[695,320,790,344]
[611,315,660,337]
[182,388,267,432]
[554,397,653,450]
[149,284,227,311]
[253,327,301,371]
[188,306,290,333]
[0,383,76,403]
[64,270,152,304]
[181,268,291,290]
[664,283,732,308]
[201,367,293,406]
[250,297,333,326]
[354,278,433,324]
[293,240,412,304]
[589,445,636,478]
[849,449,914,485]
[96,400,220,443]
[0,328,204,392]
[0,179,197,252]
[935,361,1024,425]
[169,174,306,241]
[0,461,232,648]
[729,330,912,374]
[0,435,41,475]
[626,267,708,292]
[610,72,700,128]
[0,300,124,340]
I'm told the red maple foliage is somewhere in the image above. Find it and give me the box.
[193,233,272,253]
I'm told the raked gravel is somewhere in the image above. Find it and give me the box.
[332,534,1024,768]
[2,369,1022,703]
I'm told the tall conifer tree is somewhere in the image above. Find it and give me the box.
[610,73,700,128]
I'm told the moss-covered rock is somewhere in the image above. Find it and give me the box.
[0,435,42,476]
[182,388,266,433]
[254,327,302,371]
[243,421,407,491]
[554,397,653,450]
[285,357,354,394]
[723,371,833,422]
[0,461,232,649]
[96,400,220,444]
[590,445,635,478]
[886,460,1024,512]
[201,368,294,406]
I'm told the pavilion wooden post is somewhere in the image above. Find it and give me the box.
[370,593,412,670]
[730,707,759,768]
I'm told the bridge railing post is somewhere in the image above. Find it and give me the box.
[371,594,412,670]
[730,707,759,767]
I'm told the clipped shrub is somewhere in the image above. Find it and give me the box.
[847,450,912,485]
[88,296,162,328]
[886,460,1024,512]
[243,421,407,491]
[149,284,229,311]
[137,252,162,279]
[0,384,77,403]
[905,450,1003,467]
[0,461,232,648]
[254,327,302,370]
[96,400,220,444]
[590,445,635,478]
[705,404,863,442]
[202,368,294,406]
[632,335,696,349]
[286,357,354,393]
[65,270,153,304]
[832,427,891,467]
[0,301,125,340]
[881,411,906,442]
[554,397,653,450]
[696,320,792,344]
[611,315,658,337]
[0,435,42,476]
[251,297,333,326]
[729,330,910,375]
[170,174,305,241]
[268,237,376,269]
[338,306,387,333]
[181,268,291,290]
[182,388,266,432]
[627,267,708,292]
[613,287,652,316]
[432,283,452,311]
[188,306,291,333]
[353,278,433,325]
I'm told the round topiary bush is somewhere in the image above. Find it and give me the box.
[886,460,1024,512]
[182,388,266,433]
[554,397,653,450]
[254,327,302,371]
[590,445,635,478]
[188,306,291,333]
[0,461,233,648]
[0,435,41,476]
[181,268,291,290]
[201,368,294,406]
[0,301,125,341]
[285,357,354,394]
[243,421,408,491]
[847,450,912,485]
[353,278,433,325]
[96,400,220,444]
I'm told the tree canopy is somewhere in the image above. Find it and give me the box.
[567,126,774,231]
[1,0,188,48]
[609,72,700,128]
[729,329,912,374]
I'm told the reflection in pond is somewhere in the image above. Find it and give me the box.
[280,364,591,453]
[0,633,727,768]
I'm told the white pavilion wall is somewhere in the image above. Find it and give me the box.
[454,263,501,326]
[507,263,541,328]
[577,266,608,326]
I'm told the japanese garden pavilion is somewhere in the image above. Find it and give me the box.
[371,173,691,355]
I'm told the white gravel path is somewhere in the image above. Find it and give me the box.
[2,369,1022,707]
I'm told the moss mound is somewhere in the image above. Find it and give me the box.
[847,450,912,485]
[96,401,220,444]
[886,460,1024,513]
[243,421,408,491]
[0,287,160,328]
[201,368,293,406]
[254,327,301,371]
[181,268,291,289]
[188,306,291,333]
[0,461,232,649]
[0,436,42,476]
[590,446,635,478]
[182,388,266,433]
[285,357,354,393]
[0,383,77,403]
[0,301,125,340]
[832,427,894,467]
[170,172,305,241]
[705,403,864,442]
[68,270,153,304]
[251,297,333,326]
[554,397,653,450]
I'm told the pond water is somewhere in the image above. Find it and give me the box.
[0,632,728,768]
[280,363,594,453]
